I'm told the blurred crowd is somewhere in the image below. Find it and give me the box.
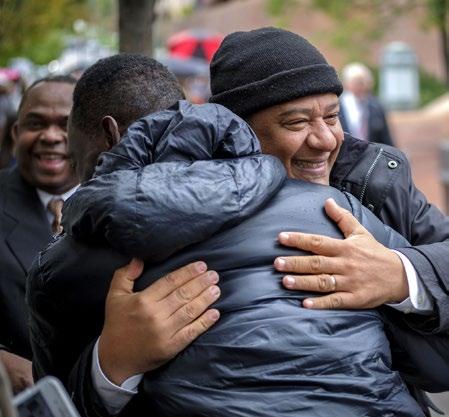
[0,30,224,171]
[0,68,25,169]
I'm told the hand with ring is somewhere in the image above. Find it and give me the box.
[275,198,409,310]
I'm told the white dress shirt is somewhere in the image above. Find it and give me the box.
[340,91,367,140]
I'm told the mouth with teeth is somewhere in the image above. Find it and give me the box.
[33,152,68,173]
[291,158,329,183]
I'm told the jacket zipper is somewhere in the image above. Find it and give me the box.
[359,148,384,203]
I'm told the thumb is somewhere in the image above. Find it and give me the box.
[324,198,366,238]
[108,258,144,296]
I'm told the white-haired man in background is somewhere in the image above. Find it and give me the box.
[339,62,395,146]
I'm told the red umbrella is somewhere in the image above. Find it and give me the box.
[167,29,223,62]
[0,68,20,81]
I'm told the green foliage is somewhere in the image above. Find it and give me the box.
[312,0,351,18]
[0,0,89,65]
[426,0,448,27]
[266,0,292,16]
[265,0,404,57]
[265,0,449,85]
[20,30,66,65]
[419,67,448,105]
[265,0,296,26]
[310,0,410,58]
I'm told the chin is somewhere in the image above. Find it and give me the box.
[36,176,76,194]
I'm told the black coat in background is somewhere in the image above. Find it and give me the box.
[0,166,52,358]
[339,95,395,146]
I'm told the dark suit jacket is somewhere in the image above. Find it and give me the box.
[0,166,52,358]
[339,95,395,147]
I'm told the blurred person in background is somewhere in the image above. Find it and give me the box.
[0,113,17,169]
[0,68,25,169]
[0,73,16,136]
[8,69,27,111]
[0,75,78,393]
[339,62,395,146]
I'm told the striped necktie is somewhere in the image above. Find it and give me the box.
[47,198,64,235]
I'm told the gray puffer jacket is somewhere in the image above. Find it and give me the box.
[31,101,424,417]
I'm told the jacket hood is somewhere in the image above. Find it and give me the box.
[62,101,286,262]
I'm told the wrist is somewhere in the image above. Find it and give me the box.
[98,335,137,386]
[389,282,409,304]
[387,251,409,303]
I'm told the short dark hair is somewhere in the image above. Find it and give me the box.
[18,75,77,112]
[71,53,184,136]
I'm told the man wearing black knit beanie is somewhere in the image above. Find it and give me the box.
[210,27,449,414]
[210,27,343,119]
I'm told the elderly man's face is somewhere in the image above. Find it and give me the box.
[247,93,344,185]
[346,75,371,98]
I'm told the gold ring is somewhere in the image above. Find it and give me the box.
[330,275,337,290]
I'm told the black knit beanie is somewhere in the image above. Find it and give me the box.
[209,27,343,118]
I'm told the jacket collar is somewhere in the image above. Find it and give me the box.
[330,133,369,188]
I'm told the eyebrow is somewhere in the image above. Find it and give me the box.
[23,112,45,119]
[278,101,340,118]
[23,112,69,122]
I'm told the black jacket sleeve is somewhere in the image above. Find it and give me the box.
[381,154,449,334]
[333,137,449,334]
[67,342,112,417]
[67,342,154,417]
[345,192,449,393]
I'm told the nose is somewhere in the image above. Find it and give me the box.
[306,120,337,152]
[38,125,66,144]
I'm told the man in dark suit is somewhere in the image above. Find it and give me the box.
[339,62,395,146]
[0,75,78,393]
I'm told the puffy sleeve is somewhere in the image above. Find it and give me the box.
[62,101,286,262]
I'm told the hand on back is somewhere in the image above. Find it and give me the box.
[99,259,220,385]
[276,198,409,309]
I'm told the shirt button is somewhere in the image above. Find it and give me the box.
[404,308,411,314]
[417,296,423,305]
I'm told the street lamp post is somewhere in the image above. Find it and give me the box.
[379,42,420,111]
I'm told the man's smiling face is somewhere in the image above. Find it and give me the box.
[247,93,344,185]
[12,81,77,194]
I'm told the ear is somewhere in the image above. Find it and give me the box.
[101,116,121,150]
